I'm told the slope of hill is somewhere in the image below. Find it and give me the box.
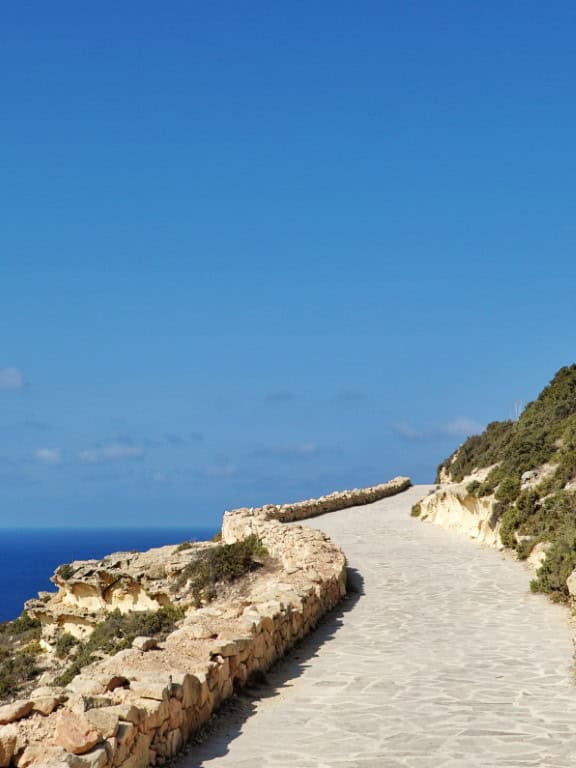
[416,364,576,601]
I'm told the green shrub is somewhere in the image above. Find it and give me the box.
[178,535,268,601]
[498,505,519,549]
[175,541,193,552]
[531,525,576,601]
[0,611,43,699]
[516,538,536,561]
[55,632,78,659]
[57,563,75,580]
[0,612,40,640]
[0,648,40,698]
[410,503,422,517]
[465,480,481,495]
[494,476,521,505]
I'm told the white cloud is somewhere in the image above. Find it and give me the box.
[0,368,24,391]
[35,448,62,465]
[393,416,484,442]
[441,417,484,438]
[203,462,238,478]
[393,422,423,440]
[79,442,145,465]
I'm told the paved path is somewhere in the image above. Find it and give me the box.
[181,485,576,768]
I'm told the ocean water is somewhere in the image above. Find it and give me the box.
[0,526,217,623]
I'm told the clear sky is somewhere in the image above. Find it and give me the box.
[2,1,575,527]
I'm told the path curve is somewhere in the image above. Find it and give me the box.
[181,485,576,768]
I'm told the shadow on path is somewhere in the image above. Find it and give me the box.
[177,566,364,767]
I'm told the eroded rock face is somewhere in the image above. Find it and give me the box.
[26,542,215,646]
[0,724,17,767]
[418,485,502,548]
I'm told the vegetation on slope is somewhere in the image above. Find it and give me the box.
[436,365,576,601]
[54,605,184,687]
[0,612,42,699]
[55,536,268,686]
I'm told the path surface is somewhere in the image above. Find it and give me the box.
[181,485,576,768]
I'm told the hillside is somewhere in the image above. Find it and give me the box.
[419,364,576,601]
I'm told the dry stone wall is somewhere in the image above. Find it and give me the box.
[4,477,410,768]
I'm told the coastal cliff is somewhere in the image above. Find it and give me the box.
[0,476,410,767]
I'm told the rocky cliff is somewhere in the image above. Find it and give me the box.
[0,476,411,768]
[25,542,215,647]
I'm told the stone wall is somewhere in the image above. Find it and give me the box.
[3,477,410,768]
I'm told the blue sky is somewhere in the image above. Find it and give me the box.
[2,1,575,527]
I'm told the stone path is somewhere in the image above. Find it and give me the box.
[180,485,576,767]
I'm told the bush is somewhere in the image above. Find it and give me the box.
[466,480,481,495]
[0,612,40,640]
[0,611,43,700]
[0,648,40,698]
[410,503,422,517]
[498,505,519,549]
[178,535,268,604]
[495,476,521,505]
[57,564,75,580]
[55,632,78,659]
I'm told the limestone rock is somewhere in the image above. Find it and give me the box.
[119,732,151,768]
[32,696,60,716]
[416,484,502,548]
[65,677,105,696]
[54,710,101,755]
[26,539,216,648]
[132,636,157,652]
[15,744,69,767]
[63,746,108,768]
[84,708,120,739]
[0,725,17,767]
[528,541,552,571]
[0,700,33,725]
[128,675,171,701]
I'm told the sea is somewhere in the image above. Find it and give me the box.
[0,526,218,623]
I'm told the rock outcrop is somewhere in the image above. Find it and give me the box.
[26,543,215,647]
[417,484,501,548]
[6,476,411,767]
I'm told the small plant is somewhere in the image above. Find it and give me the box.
[0,612,40,639]
[55,632,78,659]
[466,480,481,495]
[410,503,422,518]
[57,563,75,580]
[175,541,193,552]
[177,535,268,603]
